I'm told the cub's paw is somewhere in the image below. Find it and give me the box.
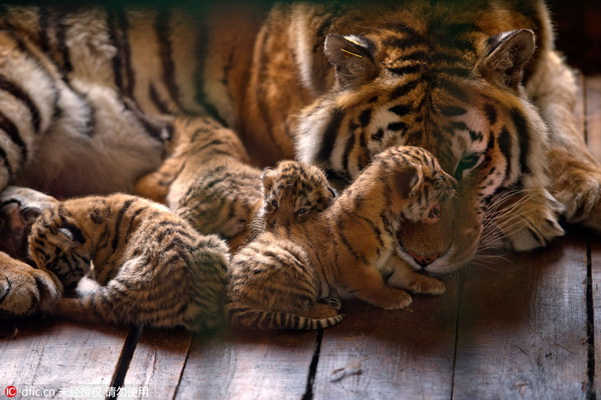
[321,296,342,311]
[366,288,413,310]
[220,216,251,239]
[497,189,565,252]
[0,252,63,318]
[401,275,446,295]
[385,255,445,295]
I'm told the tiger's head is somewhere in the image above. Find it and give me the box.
[294,4,561,274]
[28,205,90,291]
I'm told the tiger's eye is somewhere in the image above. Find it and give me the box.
[454,153,480,180]
[295,208,308,216]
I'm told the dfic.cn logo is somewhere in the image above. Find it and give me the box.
[4,386,17,398]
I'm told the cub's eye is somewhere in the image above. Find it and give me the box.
[295,208,308,216]
[454,153,481,181]
[267,199,278,209]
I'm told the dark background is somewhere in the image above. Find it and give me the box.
[547,0,601,73]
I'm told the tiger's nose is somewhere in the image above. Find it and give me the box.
[405,249,441,268]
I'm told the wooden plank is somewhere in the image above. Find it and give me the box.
[174,328,318,399]
[312,277,458,399]
[452,236,589,399]
[0,320,128,399]
[122,327,193,399]
[592,237,601,398]
[586,76,601,163]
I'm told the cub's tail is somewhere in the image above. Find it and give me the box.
[227,307,343,330]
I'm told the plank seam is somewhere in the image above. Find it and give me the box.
[172,332,195,400]
[449,271,466,400]
[106,324,144,400]
[584,79,597,400]
[301,329,324,400]
[587,239,597,400]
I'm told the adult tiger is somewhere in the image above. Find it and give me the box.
[0,0,599,320]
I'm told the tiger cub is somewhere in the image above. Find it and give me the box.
[135,117,263,248]
[225,146,456,330]
[252,160,337,233]
[27,193,230,331]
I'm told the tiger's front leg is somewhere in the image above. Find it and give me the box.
[528,50,601,231]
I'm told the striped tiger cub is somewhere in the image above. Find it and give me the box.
[135,117,263,249]
[254,159,338,232]
[225,146,456,330]
[27,193,230,330]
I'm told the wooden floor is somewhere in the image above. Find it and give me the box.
[1,76,601,400]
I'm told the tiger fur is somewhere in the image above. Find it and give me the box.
[135,117,264,249]
[0,251,62,320]
[0,1,599,316]
[256,160,338,232]
[26,193,229,330]
[225,146,456,330]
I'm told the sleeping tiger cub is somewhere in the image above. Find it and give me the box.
[225,146,456,330]
[135,117,263,249]
[26,193,230,330]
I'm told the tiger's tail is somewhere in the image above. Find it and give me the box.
[227,307,343,330]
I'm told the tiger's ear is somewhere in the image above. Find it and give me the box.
[324,34,378,89]
[261,167,277,195]
[478,29,535,90]
[52,223,86,250]
[394,165,422,199]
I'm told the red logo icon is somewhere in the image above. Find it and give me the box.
[4,386,17,398]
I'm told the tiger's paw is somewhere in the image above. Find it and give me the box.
[501,189,565,252]
[0,186,59,260]
[0,252,63,319]
[545,148,601,232]
[553,168,601,231]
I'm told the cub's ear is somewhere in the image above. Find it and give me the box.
[393,165,422,199]
[261,167,277,194]
[324,33,378,89]
[478,29,535,90]
[52,223,85,250]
